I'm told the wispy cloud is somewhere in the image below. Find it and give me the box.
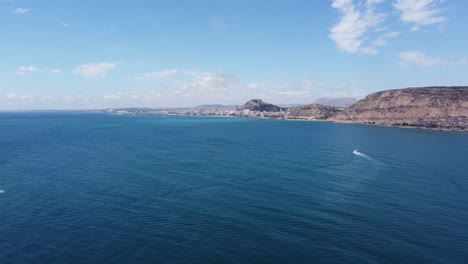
[361,31,400,55]
[60,22,69,27]
[102,91,162,104]
[176,70,238,96]
[399,51,468,67]
[135,69,178,80]
[247,83,263,89]
[330,0,447,54]
[399,51,447,67]
[16,66,66,75]
[0,93,94,110]
[16,65,40,75]
[329,0,395,55]
[13,7,28,14]
[73,62,117,78]
[394,0,446,31]
[2,71,367,109]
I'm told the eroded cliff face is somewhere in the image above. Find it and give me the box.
[331,87,468,129]
[286,104,340,120]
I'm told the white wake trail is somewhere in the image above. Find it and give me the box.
[355,152,373,160]
[353,151,387,167]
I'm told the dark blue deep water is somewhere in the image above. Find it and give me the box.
[1,113,467,264]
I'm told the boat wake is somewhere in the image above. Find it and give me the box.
[353,150,374,161]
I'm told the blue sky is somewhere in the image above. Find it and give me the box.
[1,0,467,109]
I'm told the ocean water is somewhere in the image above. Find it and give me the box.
[1,113,467,264]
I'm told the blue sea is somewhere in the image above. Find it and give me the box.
[1,113,467,264]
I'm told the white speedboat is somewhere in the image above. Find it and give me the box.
[353,149,359,154]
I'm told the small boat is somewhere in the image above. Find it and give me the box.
[353,149,359,154]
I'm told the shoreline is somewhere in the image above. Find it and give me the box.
[129,113,468,132]
[216,115,468,132]
[3,110,466,132]
[328,120,468,132]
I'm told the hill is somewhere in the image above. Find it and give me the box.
[286,104,340,120]
[239,99,281,112]
[331,87,468,129]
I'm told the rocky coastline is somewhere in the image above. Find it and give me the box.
[104,87,468,131]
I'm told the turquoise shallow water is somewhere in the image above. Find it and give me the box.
[1,113,467,264]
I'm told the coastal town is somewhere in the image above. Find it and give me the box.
[104,99,340,121]
[103,87,468,131]
[107,105,287,119]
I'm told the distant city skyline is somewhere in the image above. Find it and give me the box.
[1,0,467,109]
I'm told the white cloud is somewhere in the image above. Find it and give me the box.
[16,65,40,75]
[394,0,446,31]
[399,51,468,67]
[361,31,400,55]
[183,70,212,77]
[73,62,117,77]
[399,51,447,67]
[178,70,238,95]
[0,78,363,109]
[367,0,385,4]
[384,31,400,38]
[60,22,69,27]
[242,79,318,104]
[247,82,263,89]
[135,69,178,80]
[16,66,66,75]
[0,93,95,110]
[13,7,29,14]
[0,92,161,110]
[103,91,162,102]
[329,0,394,55]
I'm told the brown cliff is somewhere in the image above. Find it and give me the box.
[286,104,340,120]
[331,87,468,129]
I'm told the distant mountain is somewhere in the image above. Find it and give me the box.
[286,104,340,120]
[240,99,281,112]
[277,104,302,108]
[314,97,356,108]
[331,87,468,129]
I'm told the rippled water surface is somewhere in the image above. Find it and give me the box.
[1,113,467,263]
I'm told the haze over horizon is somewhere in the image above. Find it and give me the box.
[1,0,468,109]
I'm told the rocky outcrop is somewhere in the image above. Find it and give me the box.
[331,87,468,129]
[240,99,281,112]
[286,104,340,120]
